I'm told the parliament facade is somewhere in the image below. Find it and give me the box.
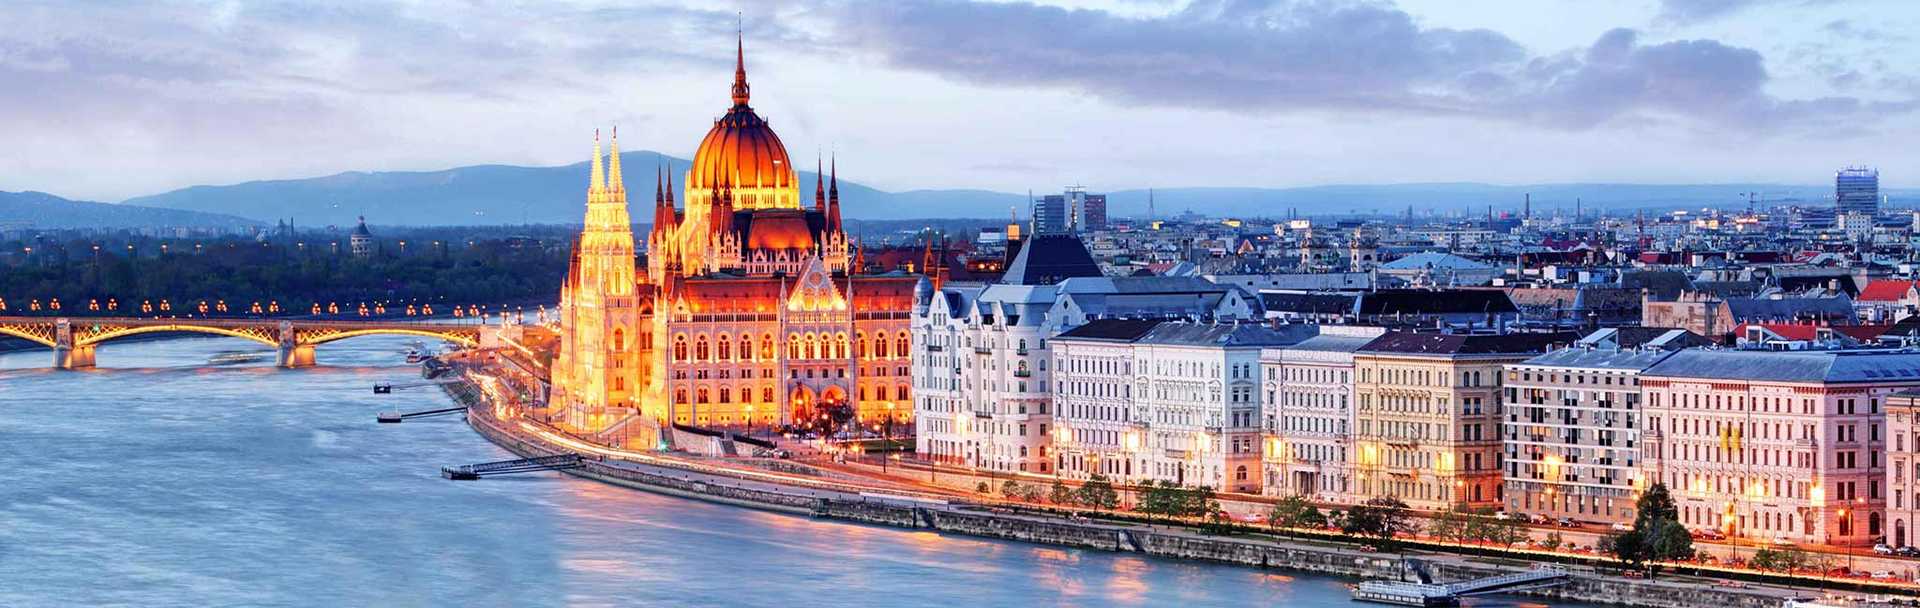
[549,38,918,446]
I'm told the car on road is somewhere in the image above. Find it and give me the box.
[1556,517,1580,528]
[1897,546,1920,558]
[1876,543,1895,555]
[1611,522,1632,532]
[1691,529,1727,541]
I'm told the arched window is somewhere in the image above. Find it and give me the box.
[761,387,773,402]
[1235,465,1248,481]
[875,336,889,358]
[855,332,867,357]
[761,334,774,360]
[697,388,710,404]
[695,336,710,361]
[675,389,688,404]
[613,377,624,391]
[807,334,820,359]
[717,336,731,361]
[720,388,732,403]
[673,336,687,361]
[896,332,910,358]
[834,333,848,359]
[611,328,626,352]
[789,334,802,359]
[897,384,909,401]
[741,333,754,361]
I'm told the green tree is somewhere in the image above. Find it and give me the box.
[975,481,991,494]
[1076,474,1121,510]
[1268,496,1325,534]
[1609,483,1694,578]
[1343,497,1417,549]
[1001,480,1023,499]
[1540,531,1564,552]
[1428,509,1467,545]
[1049,480,1075,506]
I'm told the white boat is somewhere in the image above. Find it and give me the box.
[208,352,270,365]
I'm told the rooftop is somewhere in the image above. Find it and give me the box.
[1642,349,1920,383]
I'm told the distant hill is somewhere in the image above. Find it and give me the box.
[123,152,1031,226]
[1103,183,1918,219]
[105,155,1920,225]
[0,190,259,230]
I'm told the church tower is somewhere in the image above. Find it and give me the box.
[554,129,643,437]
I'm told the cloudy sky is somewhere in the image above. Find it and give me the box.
[2,0,1916,201]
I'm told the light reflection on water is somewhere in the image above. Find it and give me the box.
[0,336,1588,607]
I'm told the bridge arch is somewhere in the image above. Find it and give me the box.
[299,328,479,348]
[78,324,277,348]
[0,324,57,347]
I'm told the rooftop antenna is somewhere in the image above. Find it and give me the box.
[1148,187,1156,222]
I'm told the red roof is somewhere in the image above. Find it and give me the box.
[1858,280,1916,302]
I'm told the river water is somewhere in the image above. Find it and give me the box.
[0,336,1566,607]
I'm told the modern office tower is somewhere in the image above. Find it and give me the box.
[1034,195,1070,235]
[1837,166,1880,216]
[1082,193,1108,231]
[1641,349,1920,547]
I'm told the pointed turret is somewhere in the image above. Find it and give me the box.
[607,127,625,193]
[827,156,842,229]
[731,27,751,107]
[589,129,605,194]
[852,241,867,274]
[814,157,826,212]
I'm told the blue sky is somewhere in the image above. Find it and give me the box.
[1,0,1915,201]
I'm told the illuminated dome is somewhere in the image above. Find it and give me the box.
[686,37,799,211]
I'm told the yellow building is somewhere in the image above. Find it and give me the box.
[1350,332,1567,510]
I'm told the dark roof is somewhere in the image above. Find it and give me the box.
[1359,331,1575,355]
[1001,233,1102,286]
[1357,290,1517,315]
[1725,296,1854,321]
[1605,326,1706,348]
[1054,318,1165,341]
[1643,349,1920,383]
[1618,270,1691,299]
[1260,292,1357,315]
[1137,322,1317,347]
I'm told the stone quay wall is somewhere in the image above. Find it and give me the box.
[447,383,1792,608]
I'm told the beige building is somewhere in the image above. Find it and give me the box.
[1350,332,1569,510]
[1259,326,1386,502]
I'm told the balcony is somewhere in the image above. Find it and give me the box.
[975,346,992,354]
[927,345,944,353]
[1013,370,1032,378]
[1016,348,1029,356]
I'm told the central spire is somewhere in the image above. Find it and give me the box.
[731,26,750,107]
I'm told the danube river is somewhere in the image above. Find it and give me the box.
[0,337,1563,607]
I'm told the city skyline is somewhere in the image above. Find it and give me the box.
[1,0,1916,202]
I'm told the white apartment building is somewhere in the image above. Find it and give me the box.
[1052,319,1313,493]
[1259,326,1387,501]
[912,234,1254,474]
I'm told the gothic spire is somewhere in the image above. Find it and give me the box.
[589,129,605,194]
[827,156,842,229]
[607,127,624,193]
[730,25,751,107]
[814,157,826,211]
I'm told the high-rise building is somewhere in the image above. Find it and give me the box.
[1081,194,1108,232]
[1034,195,1070,235]
[1032,187,1107,234]
[1837,166,1880,216]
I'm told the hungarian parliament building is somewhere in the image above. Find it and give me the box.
[546,38,919,446]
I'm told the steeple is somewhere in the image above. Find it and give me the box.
[814,157,826,211]
[730,26,751,107]
[827,156,842,228]
[590,129,605,194]
[607,127,625,193]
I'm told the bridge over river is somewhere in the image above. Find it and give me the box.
[0,316,481,368]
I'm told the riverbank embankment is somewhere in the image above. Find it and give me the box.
[443,379,1800,608]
